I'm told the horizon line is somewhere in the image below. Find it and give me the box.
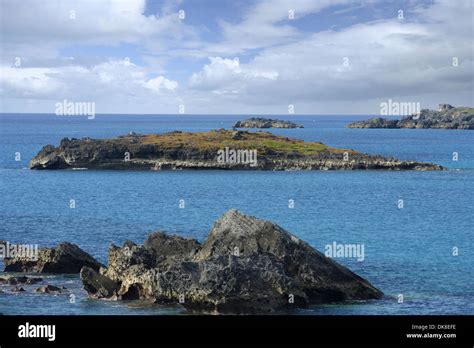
[0,112,385,117]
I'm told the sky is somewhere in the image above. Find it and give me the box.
[0,0,473,115]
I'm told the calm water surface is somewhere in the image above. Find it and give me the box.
[0,114,472,315]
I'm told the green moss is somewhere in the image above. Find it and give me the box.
[139,130,355,156]
[257,139,328,154]
[455,107,474,114]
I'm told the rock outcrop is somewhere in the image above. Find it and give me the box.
[29,129,443,171]
[347,117,399,129]
[81,210,383,313]
[0,275,43,285]
[348,104,474,129]
[234,117,304,128]
[3,242,102,274]
[35,285,64,294]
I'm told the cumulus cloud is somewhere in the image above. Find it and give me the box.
[0,0,472,114]
[185,0,473,113]
[144,76,178,92]
[0,0,197,64]
[189,57,278,94]
[0,58,179,114]
[0,66,62,97]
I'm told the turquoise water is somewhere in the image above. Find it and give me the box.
[0,114,472,315]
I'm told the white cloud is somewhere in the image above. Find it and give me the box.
[0,58,179,115]
[189,56,278,94]
[144,76,178,92]
[0,66,62,97]
[207,0,350,54]
[0,0,198,64]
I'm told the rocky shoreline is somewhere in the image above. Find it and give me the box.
[29,129,443,171]
[347,104,474,129]
[0,241,99,297]
[1,210,383,313]
[234,117,304,128]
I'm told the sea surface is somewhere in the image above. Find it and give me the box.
[0,114,472,315]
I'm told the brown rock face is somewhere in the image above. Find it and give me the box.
[80,210,383,313]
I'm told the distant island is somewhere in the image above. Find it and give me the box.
[234,117,304,128]
[29,129,443,171]
[347,104,474,130]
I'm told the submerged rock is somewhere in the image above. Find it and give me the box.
[234,117,304,129]
[25,277,43,285]
[3,242,102,274]
[80,210,383,313]
[35,285,63,293]
[0,276,41,285]
[2,276,27,285]
[11,286,26,292]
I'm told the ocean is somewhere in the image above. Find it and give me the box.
[0,114,472,315]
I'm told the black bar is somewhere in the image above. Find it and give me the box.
[0,315,472,346]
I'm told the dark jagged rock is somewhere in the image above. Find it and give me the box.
[4,276,27,285]
[231,130,245,140]
[3,242,102,274]
[0,276,43,285]
[234,117,304,129]
[80,267,120,299]
[29,129,443,171]
[35,285,63,293]
[347,117,399,129]
[12,286,26,292]
[348,104,474,129]
[25,277,43,285]
[80,210,383,313]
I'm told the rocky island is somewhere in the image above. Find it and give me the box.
[347,104,474,129]
[80,209,383,313]
[29,129,443,171]
[234,117,304,128]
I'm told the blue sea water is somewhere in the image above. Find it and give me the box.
[0,114,472,315]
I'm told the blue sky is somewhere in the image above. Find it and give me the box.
[0,0,472,114]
